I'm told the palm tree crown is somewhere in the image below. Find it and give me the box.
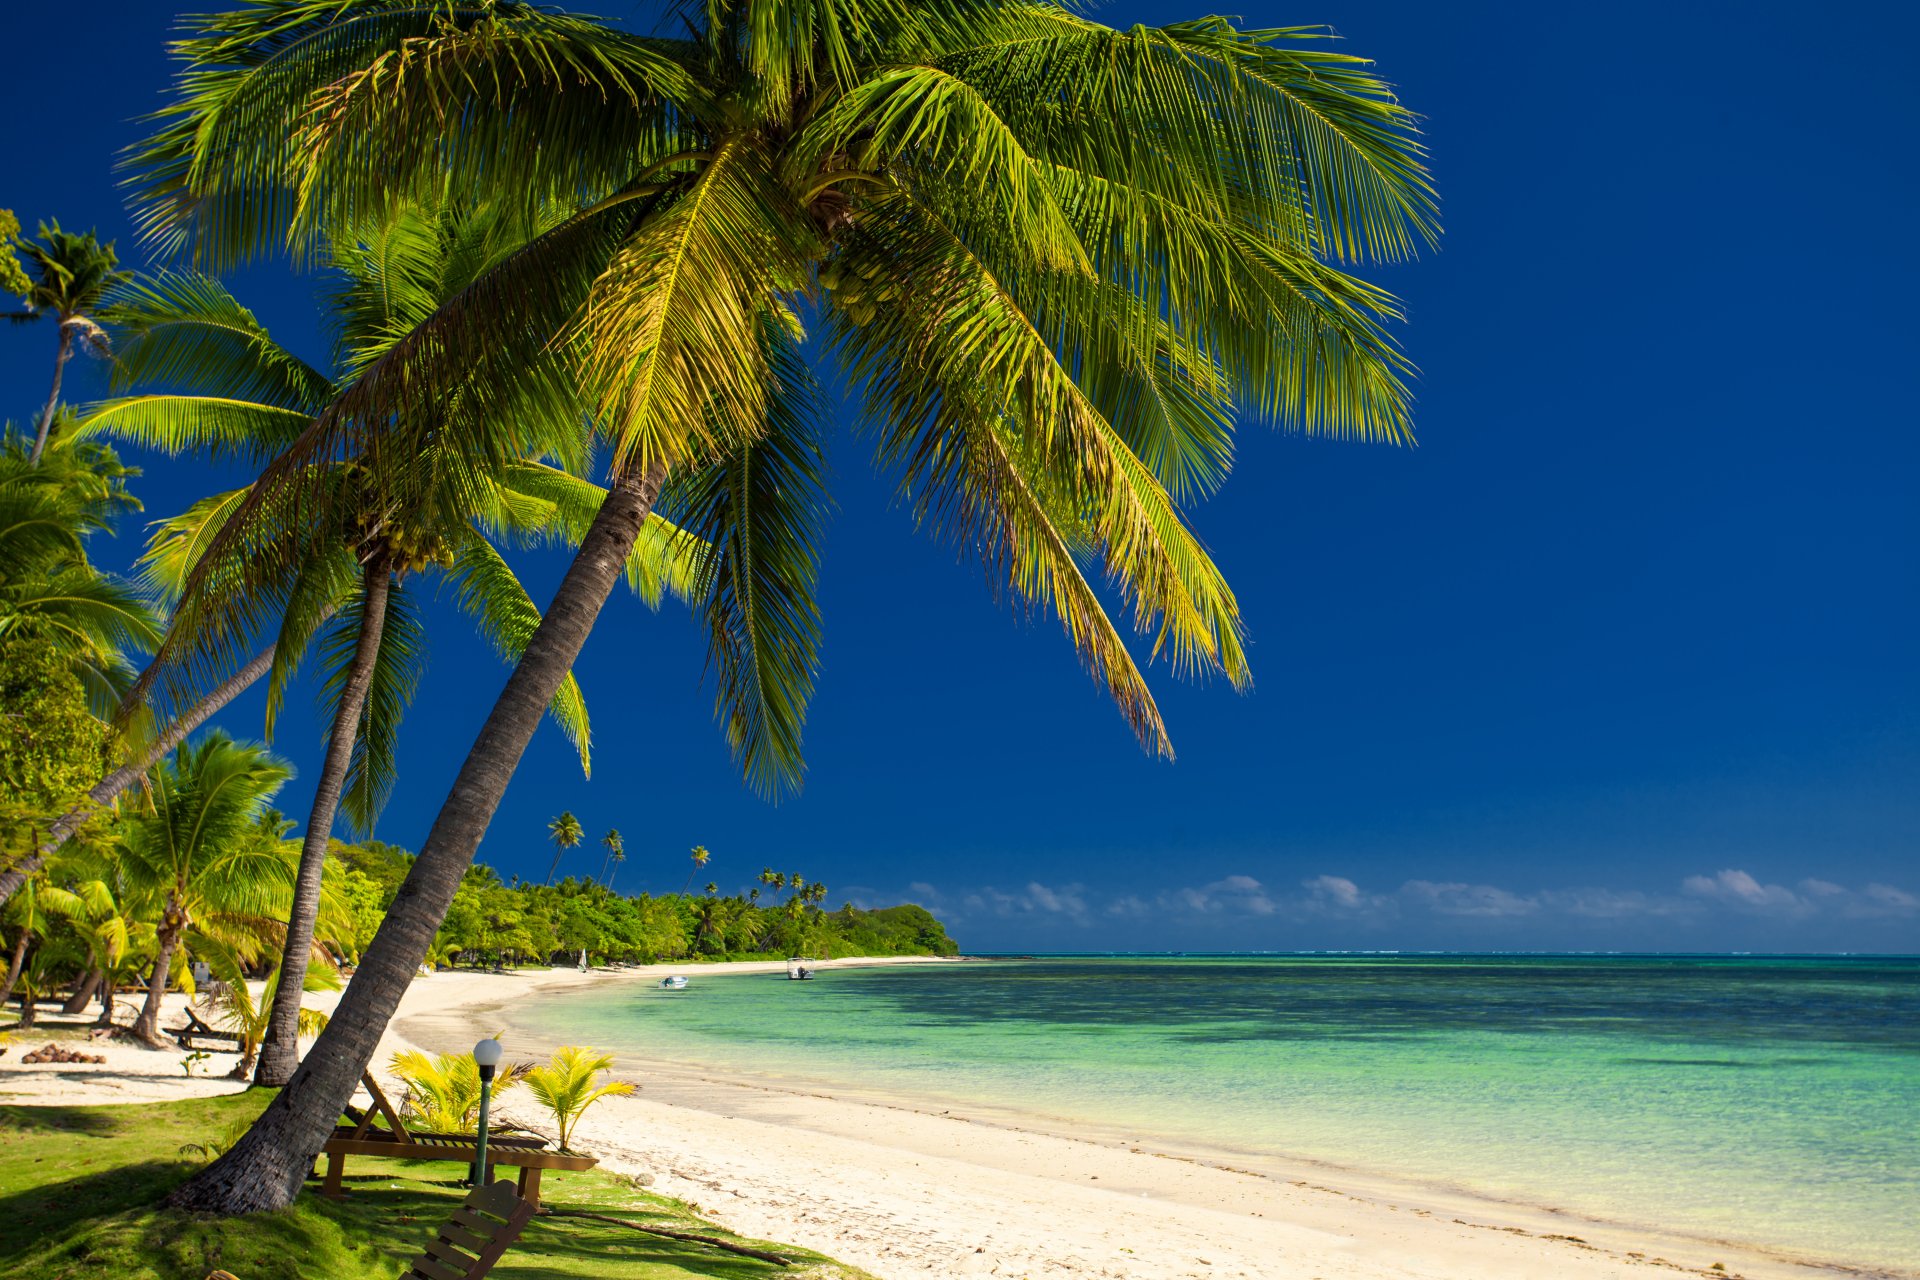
[544,811,585,885]
[140,0,1435,1216]
[9,223,131,465]
[136,0,1434,776]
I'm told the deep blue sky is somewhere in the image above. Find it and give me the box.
[4,2,1915,952]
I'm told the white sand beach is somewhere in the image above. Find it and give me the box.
[2,960,1892,1280]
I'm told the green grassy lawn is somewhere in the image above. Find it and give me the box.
[0,1092,865,1280]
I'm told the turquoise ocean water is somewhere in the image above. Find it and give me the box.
[516,955,1920,1273]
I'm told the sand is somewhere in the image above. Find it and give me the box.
[2,960,1896,1280]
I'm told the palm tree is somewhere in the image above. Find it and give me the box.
[544,812,584,885]
[6,209,705,916]
[597,829,623,887]
[687,896,730,956]
[5,224,130,465]
[606,846,626,892]
[117,732,303,1047]
[146,0,1431,1213]
[680,845,713,895]
[77,203,701,1084]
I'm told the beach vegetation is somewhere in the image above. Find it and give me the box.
[76,199,705,1086]
[0,1093,867,1278]
[211,959,340,1080]
[524,1045,636,1153]
[388,1038,531,1133]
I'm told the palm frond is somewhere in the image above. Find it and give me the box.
[667,311,827,796]
[443,533,592,777]
[322,577,424,835]
[100,272,334,411]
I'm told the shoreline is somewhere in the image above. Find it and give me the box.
[400,961,1906,1280]
[6,958,1910,1280]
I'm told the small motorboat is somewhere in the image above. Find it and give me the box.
[786,956,818,981]
[659,975,689,990]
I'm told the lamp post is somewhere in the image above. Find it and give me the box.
[472,1038,504,1187]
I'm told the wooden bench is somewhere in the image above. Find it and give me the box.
[318,1072,597,1208]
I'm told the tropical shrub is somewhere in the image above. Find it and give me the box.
[523,1046,634,1153]
[388,1038,529,1133]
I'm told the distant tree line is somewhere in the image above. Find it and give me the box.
[329,838,959,968]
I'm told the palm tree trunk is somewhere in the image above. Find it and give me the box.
[0,643,280,910]
[170,464,665,1215]
[27,323,73,466]
[95,974,118,1029]
[254,559,390,1087]
[134,895,185,1047]
[62,969,103,1015]
[0,929,28,1008]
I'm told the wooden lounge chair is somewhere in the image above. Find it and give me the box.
[318,1072,597,1207]
[405,1180,537,1280]
[171,1006,243,1051]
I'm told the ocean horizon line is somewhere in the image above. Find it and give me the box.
[962,949,1920,959]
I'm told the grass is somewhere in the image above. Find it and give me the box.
[0,1092,868,1280]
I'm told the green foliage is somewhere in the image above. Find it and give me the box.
[79,203,707,829]
[0,636,109,862]
[15,222,128,329]
[212,958,341,1074]
[0,1094,858,1278]
[524,1045,635,1153]
[0,434,160,709]
[130,0,1436,772]
[387,1039,528,1133]
[0,209,30,299]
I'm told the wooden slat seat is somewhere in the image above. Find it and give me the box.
[405,1180,535,1280]
[171,1006,243,1051]
[316,1070,596,1207]
[319,1136,597,1205]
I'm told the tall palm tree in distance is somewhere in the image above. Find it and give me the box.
[598,829,624,887]
[544,812,584,885]
[6,224,130,466]
[681,845,713,895]
[146,0,1434,1213]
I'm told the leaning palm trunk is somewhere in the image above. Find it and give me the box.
[133,893,185,1047]
[0,644,280,910]
[170,466,664,1214]
[62,969,103,1015]
[27,324,73,467]
[256,559,390,1086]
[0,930,27,1008]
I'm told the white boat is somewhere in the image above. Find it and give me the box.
[786,956,818,981]
[659,975,689,990]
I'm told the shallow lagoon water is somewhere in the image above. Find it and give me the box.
[517,955,1920,1272]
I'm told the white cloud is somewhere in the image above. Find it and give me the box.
[957,881,1092,923]
[863,867,1919,938]
[1303,874,1365,908]
[1162,875,1278,916]
[1862,884,1920,916]
[1536,887,1677,919]
[1401,880,1539,918]
[1682,869,1805,913]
